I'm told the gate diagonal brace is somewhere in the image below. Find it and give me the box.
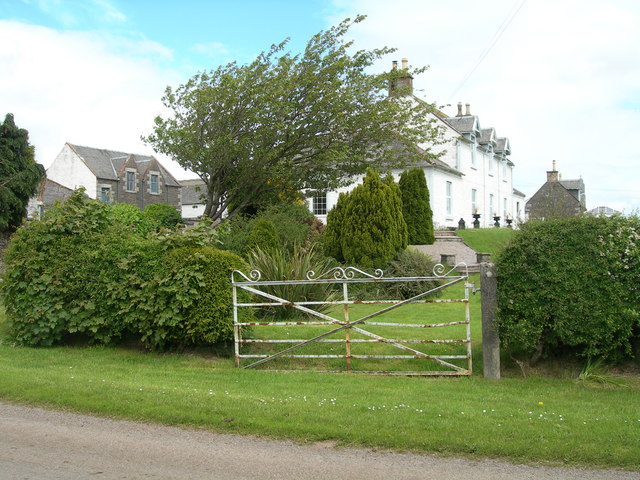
[241,276,465,370]
[349,326,464,372]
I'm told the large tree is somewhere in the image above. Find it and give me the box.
[0,114,44,232]
[145,16,443,224]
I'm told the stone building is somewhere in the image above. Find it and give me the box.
[525,161,586,219]
[45,143,181,211]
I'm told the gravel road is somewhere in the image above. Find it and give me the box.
[0,402,636,480]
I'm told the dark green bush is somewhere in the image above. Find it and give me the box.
[219,203,315,256]
[1,191,248,350]
[144,203,182,229]
[137,246,251,349]
[323,192,348,262]
[1,191,152,345]
[399,168,434,245]
[382,248,441,300]
[496,216,640,362]
[341,169,407,267]
[244,218,280,256]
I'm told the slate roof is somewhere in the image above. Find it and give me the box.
[495,138,510,154]
[587,206,620,216]
[513,188,526,198]
[479,128,496,146]
[180,178,207,204]
[559,179,584,191]
[67,143,180,187]
[441,115,478,134]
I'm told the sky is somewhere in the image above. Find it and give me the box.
[1,0,639,213]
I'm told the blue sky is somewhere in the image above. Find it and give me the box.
[2,0,639,212]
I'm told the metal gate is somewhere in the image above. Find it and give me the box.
[231,263,473,375]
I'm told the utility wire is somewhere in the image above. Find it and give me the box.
[448,0,528,103]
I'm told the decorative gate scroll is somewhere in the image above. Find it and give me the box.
[231,264,473,375]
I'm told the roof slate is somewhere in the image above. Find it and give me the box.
[68,144,180,187]
[180,179,207,204]
[442,115,477,134]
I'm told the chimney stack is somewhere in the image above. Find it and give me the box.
[465,103,471,115]
[388,58,413,97]
[457,102,463,116]
[547,160,559,182]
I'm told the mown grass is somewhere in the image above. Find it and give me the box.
[456,228,515,256]
[1,298,639,470]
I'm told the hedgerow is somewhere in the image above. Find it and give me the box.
[1,190,249,349]
[496,215,640,362]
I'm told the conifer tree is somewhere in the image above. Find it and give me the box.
[382,173,408,252]
[399,168,434,245]
[0,114,44,231]
[244,218,280,256]
[341,169,404,267]
[323,191,349,262]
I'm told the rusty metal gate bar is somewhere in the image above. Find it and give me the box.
[232,264,473,375]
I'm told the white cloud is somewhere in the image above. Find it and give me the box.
[330,0,640,212]
[192,41,230,58]
[0,20,188,177]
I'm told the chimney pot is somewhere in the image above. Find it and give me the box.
[465,103,471,115]
[457,102,463,116]
[392,60,398,70]
[401,58,408,70]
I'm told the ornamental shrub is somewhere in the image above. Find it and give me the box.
[341,169,407,267]
[137,246,251,350]
[111,203,158,236]
[144,203,182,229]
[244,218,280,256]
[382,248,441,300]
[496,216,640,362]
[323,191,349,262]
[248,244,338,319]
[399,168,434,244]
[382,174,409,253]
[1,191,250,350]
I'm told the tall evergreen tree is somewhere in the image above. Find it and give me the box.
[0,114,44,231]
[341,169,405,267]
[323,191,349,262]
[399,168,434,245]
[382,173,408,252]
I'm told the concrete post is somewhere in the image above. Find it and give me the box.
[480,262,500,379]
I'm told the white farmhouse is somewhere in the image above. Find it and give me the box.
[309,59,526,230]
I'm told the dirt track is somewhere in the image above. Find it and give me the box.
[0,402,636,479]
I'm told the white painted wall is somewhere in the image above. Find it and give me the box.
[46,144,97,198]
[181,203,206,219]
[314,110,523,232]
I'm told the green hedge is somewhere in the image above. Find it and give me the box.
[1,190,249,349]
[496,216,640,362]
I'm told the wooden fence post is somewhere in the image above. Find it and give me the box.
[480,262,500,379]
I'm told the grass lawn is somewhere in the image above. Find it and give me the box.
[456,228,515,256]
[1,298,639,470]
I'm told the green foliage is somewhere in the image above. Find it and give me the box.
[323,192,349,262]
[144,203,182,229]
[341,169,407,267]
[138,247,250,349]
[248,244,338,319]
[382,248,441,300]
[220,203,315,256]
[110,203,158,236]
[244,218,280,256]
[0,113,45,232]
[399,168,434,244]
[1,192,248,350]
[144,16,443,223]
[382,174,409,253]
[496,216,640,362]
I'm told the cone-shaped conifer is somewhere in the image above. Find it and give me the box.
[399,168,434,244]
